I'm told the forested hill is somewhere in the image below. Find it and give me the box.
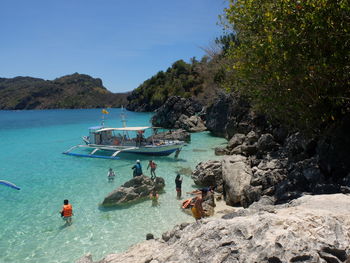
[0,73,129,110]
[126,58,223,112]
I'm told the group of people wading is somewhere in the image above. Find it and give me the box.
[59,158,215,225]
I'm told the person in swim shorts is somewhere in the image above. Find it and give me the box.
[175,174,183,199]
[147,160,157,179]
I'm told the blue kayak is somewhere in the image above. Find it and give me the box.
[0,180,21,190]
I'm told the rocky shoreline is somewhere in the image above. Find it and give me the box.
[78,194,350,263]
[77,94,350,262]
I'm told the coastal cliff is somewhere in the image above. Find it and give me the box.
[78,194,350,263]
[0,73,129,110]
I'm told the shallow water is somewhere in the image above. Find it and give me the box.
[0,109,226,263]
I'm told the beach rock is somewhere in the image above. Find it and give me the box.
[146,233,154,240]
[214,146,228,156]
[76,254,93,263]
[147,129,191,142]
[175,114,206,132]
[151,96,204,132]
[191,160,222,187]
[257,133,279,153]
[101,176,165,207]
[84,194,350,263]
[222,155,252,206]
[227,133,246,149]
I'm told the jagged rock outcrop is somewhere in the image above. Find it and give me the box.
[197,118,349,207]
[205,92,270,139]
[191,160,222,186]
[203,91,350,207]
[101,176,165,207]
[147,129,191,142]
[78,194,350,263]
[151,96,206,132]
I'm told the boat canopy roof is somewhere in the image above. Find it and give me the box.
[95,126,151,132]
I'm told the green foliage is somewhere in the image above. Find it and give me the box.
[0,74,129,110]
[224,0,350,132]
[127,59,204,111]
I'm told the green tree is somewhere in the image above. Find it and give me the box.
[224,0,350,132]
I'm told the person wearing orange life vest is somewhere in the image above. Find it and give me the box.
[147,160,157,179]
[60,199,73,225]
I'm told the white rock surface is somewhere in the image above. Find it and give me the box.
[222,155,252,206]
[79,194,350,263]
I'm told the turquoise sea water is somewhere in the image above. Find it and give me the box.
[0,109,226,263]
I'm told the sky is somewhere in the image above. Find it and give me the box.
[0,0,227,93]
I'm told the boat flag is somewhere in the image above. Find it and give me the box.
[102,109,109,114]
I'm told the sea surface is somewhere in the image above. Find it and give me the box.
[0,108,226,263]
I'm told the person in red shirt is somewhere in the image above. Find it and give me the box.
[147,160,157,179]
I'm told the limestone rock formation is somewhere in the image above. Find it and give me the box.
[151,96,205,132]
[78,194,350,263]
[222,155,252,206]
[205,92,270,139]
[101,176,165,207]
[147,129,191,142]
[191,160,222,186]
[174,115,207,132]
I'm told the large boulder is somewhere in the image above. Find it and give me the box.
[174,115,206,132]
[222,155,253,206]
[151,96,204,132]
[101,176,165,207]
[191,160,222,187]
[79,194,350,263]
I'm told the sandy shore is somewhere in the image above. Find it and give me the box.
[211,194,238,218]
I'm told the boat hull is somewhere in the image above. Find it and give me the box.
[94,144,182,156]
[63,142,183,159]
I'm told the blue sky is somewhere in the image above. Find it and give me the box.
[0,0,227,93]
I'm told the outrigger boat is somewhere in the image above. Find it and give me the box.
[63,111,184,160]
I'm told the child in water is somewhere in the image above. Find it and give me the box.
[107,168,116,182]
[60,199,73,225]
[150,189,159,206]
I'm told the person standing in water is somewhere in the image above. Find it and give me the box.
[147,160,157,179]
[107,168,116,182]
[150,188,159,206]
[60,199,73,225]
[132,160,143,177]
[175,174,183,199]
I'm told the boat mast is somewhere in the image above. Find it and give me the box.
[120,106,129,140]
[120,106,127,128]
[101,114,105,127]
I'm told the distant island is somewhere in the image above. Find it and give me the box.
[0,73,129,110]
